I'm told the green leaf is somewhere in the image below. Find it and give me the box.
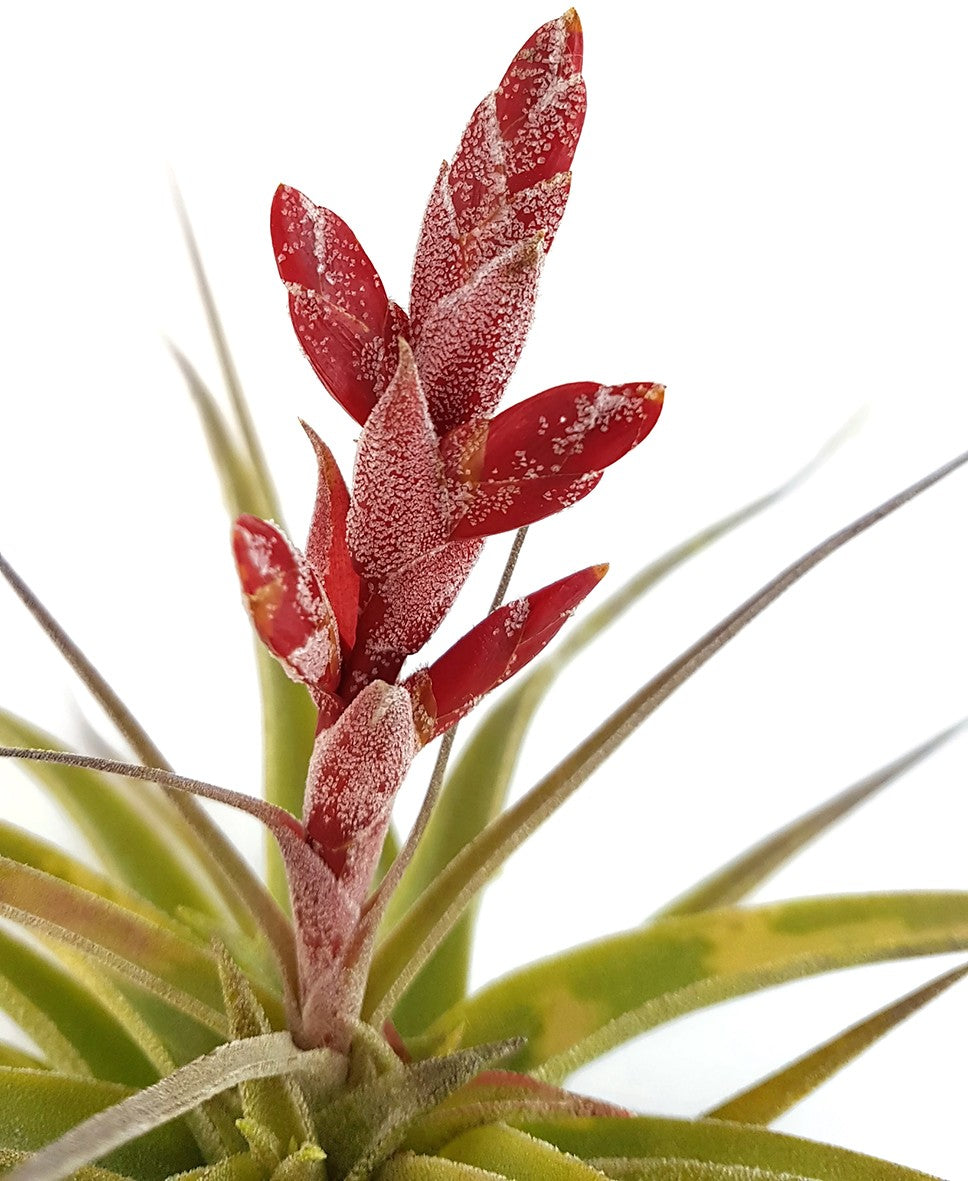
[441,1124,610,1179]
[0,712,226,923]
[586,1161,820,1180]
[365,449,968,1026]
[2,1034,339,1181]
[315,1041,522,1181]
[0,855,231,1036]
[417,893,968,1080]
[508,1116,941,1181]
[215,946,316,1157]
[706,962,968,1124]
[0,926,156,1085]
[657,721,968,918]
[376,1154,507,1180]
[0,1148,136,1181]
[0,560,276,948]
[0,1046,47,1071]
[386,442,856,1036]
[169,1153,266,1181]
[0,1068,202,1181]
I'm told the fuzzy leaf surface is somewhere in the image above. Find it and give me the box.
[510,1116,940,1181]
[419,893,968,1079]
[0,1069,201,1180]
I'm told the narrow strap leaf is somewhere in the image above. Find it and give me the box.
[0,924,151,1083]
[415,893,968,1080]
[365,448,968,1023]
[0,1045,48,1071]
[2,1033,336,1181]
[0,746,299,1021]
[511,1115,941,1181]
[0,556,289,942]
[706,961,968,1124]
[171,184,279,521]
[657,719,968,917]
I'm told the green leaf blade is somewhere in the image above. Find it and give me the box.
[420,893,968,1081]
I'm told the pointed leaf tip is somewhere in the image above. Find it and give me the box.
[233,514,341,694]
[271,184,407,424]
[409,564,607,740]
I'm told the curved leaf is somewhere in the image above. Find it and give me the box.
[0,1068,202,1181]
[706,962,968,1124]
[365,449,968,1024]
[658,721,968,918]
[0,1046,47,1071]
[0,856,231,1036]
[417,893,968,1080]
[0,926,155,1085]
[509,1116,941,1181]
[441,1123,609,1179]
[3,1033,339,1181]
[0,712,225,922]
[377,1154,507,1180]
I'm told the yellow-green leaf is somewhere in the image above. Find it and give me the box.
[511,1116,940,1181]
[0,713,224,922]
[377,1153,507,1180]
[0,926,156,1086]
[442,1124,609,1179]
[706,962,968,1124]
[419,893,968,1080]
[0,1068,202,1181]
[657,722,967,918]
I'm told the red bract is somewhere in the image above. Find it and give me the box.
[232,514,341,704]
[407,564,608,743]
[271,185,409,425]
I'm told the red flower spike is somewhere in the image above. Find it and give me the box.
[446,381,665,538]
[410,11,586,434]
[232,514,341,695]
[346,340,450,579]
[271,184,408,424]
[302,421,360,650]
[407,563,608,741]
[341,538,483,699]
[303,681,417,901]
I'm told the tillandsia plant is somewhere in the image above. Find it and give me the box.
[0,9,967,1181]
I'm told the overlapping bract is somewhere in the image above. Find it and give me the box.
[232,9,663,1051]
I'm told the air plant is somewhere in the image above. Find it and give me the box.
[0,10,966,1181]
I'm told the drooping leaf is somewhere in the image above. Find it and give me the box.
[364,448,968,1025]
[386,424,862,1031]
[508,1116,941,1181]
[706,962,968,1124]
[0,1068,202,1181]
[658,721,968,918]
[416,893,968,1080]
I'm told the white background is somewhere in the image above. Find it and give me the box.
[1,2,967,1176]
